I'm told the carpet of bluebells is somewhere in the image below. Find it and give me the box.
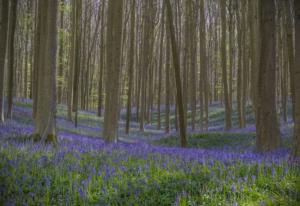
[0,101,300,205]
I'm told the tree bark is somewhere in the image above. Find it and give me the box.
[293,0,300,157]
[57,0,65,104]
[166,0,187,148]
[285,0,295,121]
[103,0,123,142]
[67,0,76,121]
[157,2,165,130]
[125,0,135,134]
[6,0,18,119]
[72,0,82,127]
[220,0,232,130]
[0,0,9,123]
[200,0,209,131]
[35,0,58,143]
[256,0,280,152]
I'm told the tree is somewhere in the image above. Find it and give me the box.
[249,0,260,115]
[97,0,106,117]
[256,0,280,152]
[57,0,65,104]
[34,0,58,143]
[199,0,209,131]
[293,0,300,156]
[285,0,295,121]
[6,0,18,119]
[72,0,82,127]
[102,0,123,142]
[166,0,187,148]
[0,0,9,123]
[220,0,232,130]
[67,0,76,121]
[165,25,171,134]
[125,0,136,134]
[139,0,154,131]
[157,2,165,130]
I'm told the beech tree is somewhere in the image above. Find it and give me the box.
[256,0,280,152]
[125,0,136,134]
[102,0,123,142]
[293,0,300,156]
[6,0,18,119]
[220,0,232,130]
[34,0,58,143]
[0,0,9,123]
[166,0,187,148]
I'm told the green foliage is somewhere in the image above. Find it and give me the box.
[153,132,256,152]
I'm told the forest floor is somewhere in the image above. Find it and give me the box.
[0,100,299,205]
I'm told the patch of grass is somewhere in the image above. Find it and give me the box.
[153,132,257,152]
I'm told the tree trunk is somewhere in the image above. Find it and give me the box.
[6,0,18,119]
[0,0,9,123]
[220,0,232,130]
[35,0,58,143]
[285,0,295,121]
[57,0,65,104]
[165,29,170,134]
[256,0,280,152]
[293,0,300,157]
[125,0,135,134]
[157,2,165,130]
[72,0,82,127]
[103,0,123,142]
[166,0,187,148]
[97,0,105,117]
[67,0,76,121]
[200,0,209,131]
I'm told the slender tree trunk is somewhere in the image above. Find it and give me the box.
[293,0,300,157]
[67,0,76,121]
[256,0,280,152]
[250,0,260,116]
[0,0,9,123]
[157,2,165,130]
[165,30,170,134]
[200,0,209,131]
[23,1,31,99]
[139,0,153,131]
[103,0,123,142]
[237,2,243,128]
[57,0,64,104]
[97,0,105,117]
[220,0,232,130]
[190,2,197,131]
[166,0,187,148]
[72,0,82,127]
[285,0,295,121]
[33,0,41,119]
[125,0,135,134]
[6,0,18,119]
